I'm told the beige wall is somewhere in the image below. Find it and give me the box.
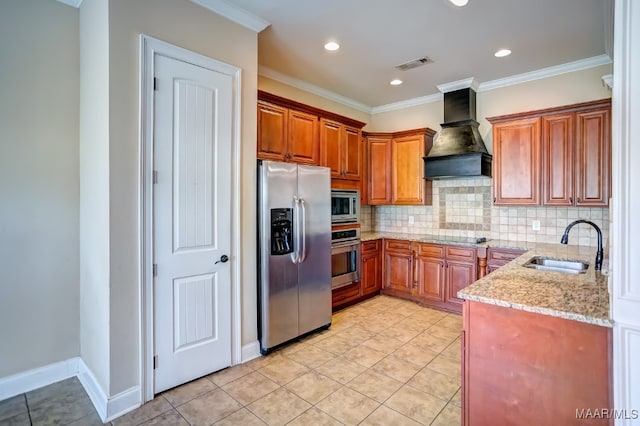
[79,0,111,393]
[105,0,258,394]
[0,0,80,377]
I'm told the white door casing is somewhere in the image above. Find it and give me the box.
[140,36,242,400]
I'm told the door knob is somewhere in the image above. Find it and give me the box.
[215,255,229,264]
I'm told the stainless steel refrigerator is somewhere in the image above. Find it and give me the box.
[257,160,332,354]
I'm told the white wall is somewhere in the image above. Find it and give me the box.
[104,0,258,395]
[0,0,80,378]
[79,0,111,394]
[612,1,640,423]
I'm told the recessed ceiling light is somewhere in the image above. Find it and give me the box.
[449,0,469,6]
[390,79,403,86]
[494,49,512,58]
[324,41,340,51]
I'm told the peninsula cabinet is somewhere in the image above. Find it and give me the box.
[365,128,436,205]
[320,118,363,181]
[462,301,611,425]
[489,99,611,207]
[257,100,319,165]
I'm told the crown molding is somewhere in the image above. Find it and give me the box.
[602,74,613,89]
[370,93,443,114]
[478,54,612,92]
[190,0,270,32]
[437,77,480,93]
[55,0,83,7]
[259,66,372,114]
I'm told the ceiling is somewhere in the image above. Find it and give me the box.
[222,0,613,112]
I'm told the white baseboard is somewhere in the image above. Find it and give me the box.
[0,358,79,401]
[241,340,261,363]
[0,358,140,424]
[77,359,141,422]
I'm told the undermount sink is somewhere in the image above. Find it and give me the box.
[522,256,589,275]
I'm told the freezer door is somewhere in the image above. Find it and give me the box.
[297,164,332,335]
[258,161,299,351]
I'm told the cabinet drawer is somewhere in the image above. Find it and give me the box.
[332,282,361,306]
[362,240,380,253]
[487,248,525,263]
[384,239,411,252]
[417,243,444,258]
[446,246,477,262]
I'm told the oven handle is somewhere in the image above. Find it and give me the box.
[331,240,361,253]
[299,198,307,263]
[291,196,300,264]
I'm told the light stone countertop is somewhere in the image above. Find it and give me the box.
[359,232,611,327]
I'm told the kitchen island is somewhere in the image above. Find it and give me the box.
[457,243,612,426]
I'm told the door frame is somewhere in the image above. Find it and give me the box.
[139,34,243,403]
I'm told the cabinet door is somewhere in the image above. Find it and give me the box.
[446,259,477,308]
[384,249,412,295]
[493,117,541,205]
[417,257,445,303]
[542,113,574,206]
[391,134,425,205]
[367,136,392,204]
[288,110,319,165]
[575,107,610,207]
[342,126,362,180]
[257,101,287,161]
[320,118,342,177]
[362,251,381,296]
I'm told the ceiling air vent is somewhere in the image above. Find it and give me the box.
[395,56,433,71]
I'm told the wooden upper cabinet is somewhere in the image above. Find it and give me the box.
[490,98,611,207]
[542,113,574,206]
[367,136,392,205]
[287,110,319,164]
[257,100,319,164]
[575,106,610,207]
[257,91,365,170]
[491,117,541,205]
[257,101,288,161]
[392,134,424,204]
[320,118,362,180]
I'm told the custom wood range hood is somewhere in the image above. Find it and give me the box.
[424,87,492,179]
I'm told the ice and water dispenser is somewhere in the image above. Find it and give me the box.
[270,208,293,255]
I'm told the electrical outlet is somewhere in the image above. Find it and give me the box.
[408,215,415,225]
[532,220,541,231]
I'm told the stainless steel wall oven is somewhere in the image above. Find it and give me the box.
[330,227,361,289]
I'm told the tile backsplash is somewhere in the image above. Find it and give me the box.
[361,178,609,248]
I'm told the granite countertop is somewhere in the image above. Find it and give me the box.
[458,243,611,327]
[360,231,487,247]
[359,232,611,327]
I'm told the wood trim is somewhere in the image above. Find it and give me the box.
[258,90,366,129]
[363,127,437,139]
[487,98,611,124]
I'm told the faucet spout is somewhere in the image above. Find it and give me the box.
[560,219,603,271]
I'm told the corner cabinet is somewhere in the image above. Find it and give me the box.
[489,98,611,207]
[365,128,436,206]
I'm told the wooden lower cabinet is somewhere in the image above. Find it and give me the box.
[361,240,382,296]
[462,301,611,425]
[383,240,477,313]
[332,240,381,310]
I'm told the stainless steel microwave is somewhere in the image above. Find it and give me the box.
[331,190,359,224]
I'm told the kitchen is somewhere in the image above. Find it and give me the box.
[1,0,639,425]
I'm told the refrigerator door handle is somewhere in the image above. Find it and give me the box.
[291,196,301,264]
[299,198,307,263]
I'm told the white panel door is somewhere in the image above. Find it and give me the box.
[153,53,232,393]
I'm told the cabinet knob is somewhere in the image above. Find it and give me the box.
[577,197,581,203]
[493,197,497,203]
[570,197,573,204]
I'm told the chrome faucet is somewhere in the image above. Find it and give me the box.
[560,219,603,271]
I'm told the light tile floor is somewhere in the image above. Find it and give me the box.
[0,295,462,425]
